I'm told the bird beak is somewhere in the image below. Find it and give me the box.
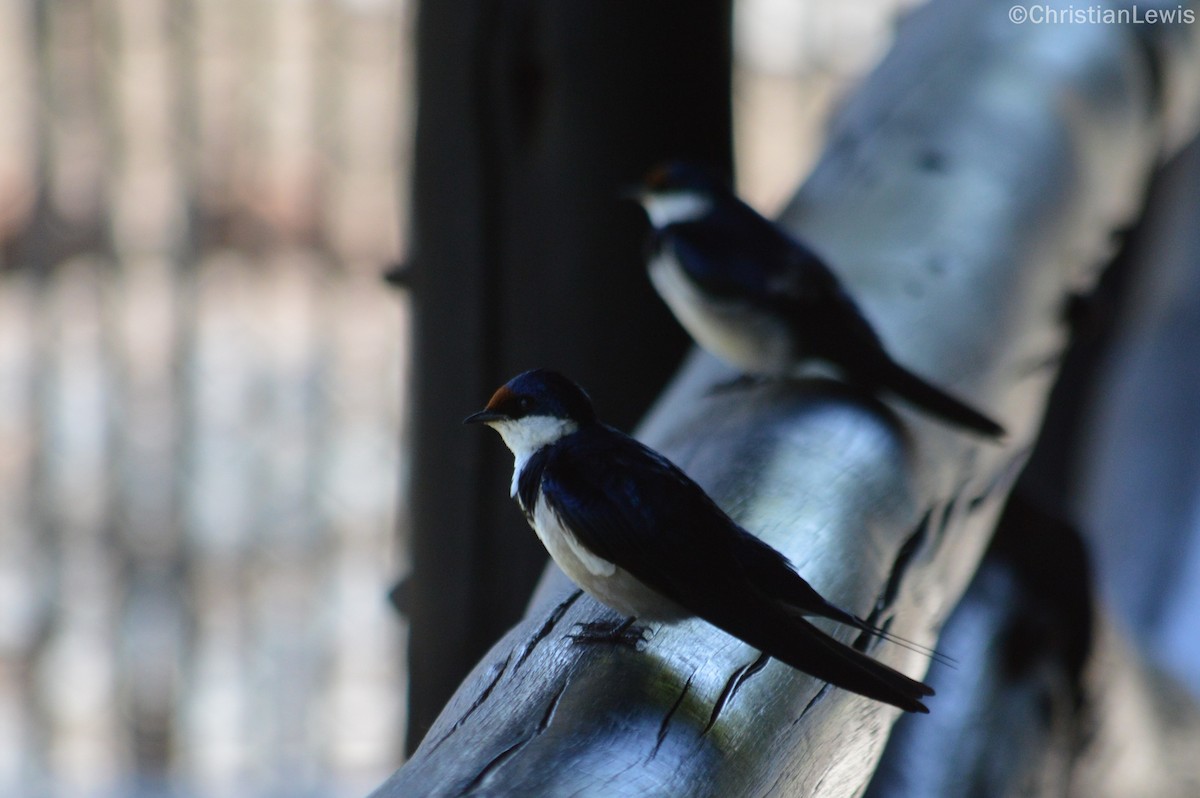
[463,409,506,425]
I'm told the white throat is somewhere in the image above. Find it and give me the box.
[489,415,579,496]
[641,191,712,228]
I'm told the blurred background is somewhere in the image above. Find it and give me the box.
[0,1,412,795]
[32,0,1195,795]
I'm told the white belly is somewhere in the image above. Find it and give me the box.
[530,497,688,623]
[648,253,792,374]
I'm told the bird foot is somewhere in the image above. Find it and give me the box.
[566,618,649,650]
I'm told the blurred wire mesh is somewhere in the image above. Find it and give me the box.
[0,0,412,795]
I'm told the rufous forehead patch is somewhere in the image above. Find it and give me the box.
[485,384,516,411]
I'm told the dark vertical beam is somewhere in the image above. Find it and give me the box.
[404,0,732,751]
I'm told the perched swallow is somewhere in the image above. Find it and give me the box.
[466,368,935,713]
[632,161,1004,439]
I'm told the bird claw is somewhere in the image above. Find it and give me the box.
[566,618,650,650]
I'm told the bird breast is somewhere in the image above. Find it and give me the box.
[530,496,688,623]
[648,253,792,375]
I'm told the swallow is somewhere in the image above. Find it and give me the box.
[631,161,1004,439]
[466,368,936,712]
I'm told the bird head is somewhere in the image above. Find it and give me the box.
[464,369,596,457]
[629,161,728,229]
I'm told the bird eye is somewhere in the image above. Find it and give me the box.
[517,396,533,412]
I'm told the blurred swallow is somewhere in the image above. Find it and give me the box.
[632,161,1004,439]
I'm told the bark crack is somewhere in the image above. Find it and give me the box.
[968,448,1031,512]
[514,589,584,671]
[431,651,513,752]
[537,676,570,733]
[649,672,696,760]
[877,511,930,613]
[703,653,770,735]
[458,677,571,795]
[795,683,833,724]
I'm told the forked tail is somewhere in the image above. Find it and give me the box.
[877,357,1005,439]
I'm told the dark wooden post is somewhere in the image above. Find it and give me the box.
[403,0,733,752]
